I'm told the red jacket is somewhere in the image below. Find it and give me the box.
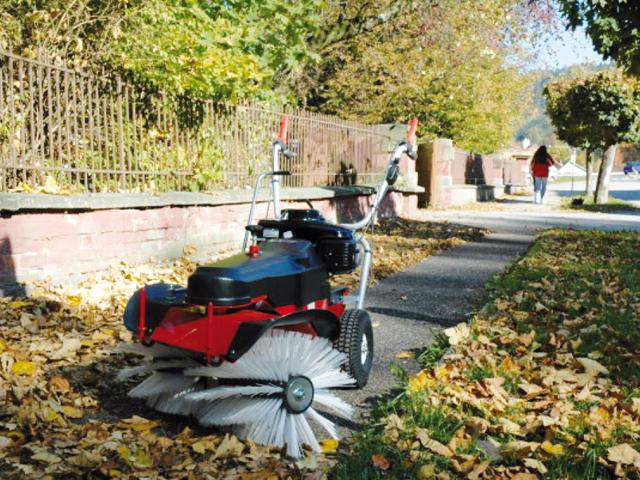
[532,160,551,178]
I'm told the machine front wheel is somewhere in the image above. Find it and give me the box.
[336,309,373,388]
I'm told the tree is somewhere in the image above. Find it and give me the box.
[557,0,640,76]
[299,0,536,153]
[544,72,640,203]
[0,0,321,100]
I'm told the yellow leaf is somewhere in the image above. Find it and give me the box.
[417,464,436,479]
[395,351,415,359]
[68,450,101,468]
[541,441,564,456]
[9,300,30,309]
[62,406,84,418]
[0,338,7,352]
[117,416,158,431]
[42,407,63,424]
[320,439,339,454]
[116,444,131,460]
[66,295,82,306]
[191,438,217,454]
[11,361,37,376]
[408,370,433,393]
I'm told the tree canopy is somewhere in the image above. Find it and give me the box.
[544,71,640,150]
[299,0,539,153]
[557,0,640,76]
[0,0,553,153]
[544,71,640,202]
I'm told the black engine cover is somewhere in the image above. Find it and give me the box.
[187,239,330,307]
[258,212,358,274]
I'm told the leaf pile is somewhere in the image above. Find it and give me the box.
[336,229,640,479]
[0,218,483,478]
[333,218,486,289]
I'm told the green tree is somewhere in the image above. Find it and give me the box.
[544,71,640,203]
[300,0,535,153]
[557,0,640,76]
[0,0,321,100]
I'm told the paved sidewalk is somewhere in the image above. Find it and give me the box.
[338,204,640,432]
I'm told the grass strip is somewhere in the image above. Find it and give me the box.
[561,194,639,213]
[333,229,640,479]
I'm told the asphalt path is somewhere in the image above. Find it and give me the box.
[337,196,640,436]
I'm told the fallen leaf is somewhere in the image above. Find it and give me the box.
[417,463,435,479]
[607,443,640,468]
[416,428,453,457]
[576,357,608,376]
[524,457,548,474]
[50,337,82,360]
[31,451,62,464]
[0,436,12,449]
[372,453,391,470]
[68,450,102,468]
[408,370,433,393]
[214,434,244,459]
[9,300,30,309]
[540,441,564,456]
[11,361,37,376]
[467,460,490,479]
[117,416,159,431]
[512,474,538,480]
[62,406,84,418]
[396,351,415,359]
[320,439,339,454]
[443,323,469,345]
[49,376,71,393]
[191,439,213,454]
[499,441,539,459]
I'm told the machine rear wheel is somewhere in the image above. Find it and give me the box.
[336,309,373,388]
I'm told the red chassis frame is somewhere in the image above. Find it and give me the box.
[137,287,347,364]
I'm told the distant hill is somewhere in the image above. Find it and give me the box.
[515,64,608,146]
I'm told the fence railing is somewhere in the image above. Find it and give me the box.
[0,50,392,193]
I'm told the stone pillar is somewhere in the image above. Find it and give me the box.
[416,138,453,207]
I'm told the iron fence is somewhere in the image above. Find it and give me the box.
[0,50,392,193]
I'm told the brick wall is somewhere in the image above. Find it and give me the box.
[0,190,417,295]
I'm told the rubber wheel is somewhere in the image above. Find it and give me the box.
[335,309,373,388]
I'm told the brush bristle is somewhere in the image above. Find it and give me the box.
[117,330,355,458]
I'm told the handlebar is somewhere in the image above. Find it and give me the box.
[340,117,419,231]
[407,117,418,143]
[278,115,288,142]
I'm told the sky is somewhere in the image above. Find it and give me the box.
[542,26,605,69]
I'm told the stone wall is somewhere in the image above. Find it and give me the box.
[0,187,419,296]
[416,138,529,207]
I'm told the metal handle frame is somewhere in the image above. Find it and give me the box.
[341,129,418,310]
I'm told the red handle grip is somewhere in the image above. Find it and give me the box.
[278,115,288,142]
[406,117,418,144]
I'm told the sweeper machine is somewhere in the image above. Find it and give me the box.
[117,117,419,457]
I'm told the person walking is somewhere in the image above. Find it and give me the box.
[530,145,559,205]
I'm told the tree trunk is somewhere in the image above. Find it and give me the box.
[584,148,593,195]
[594,145,616,204]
